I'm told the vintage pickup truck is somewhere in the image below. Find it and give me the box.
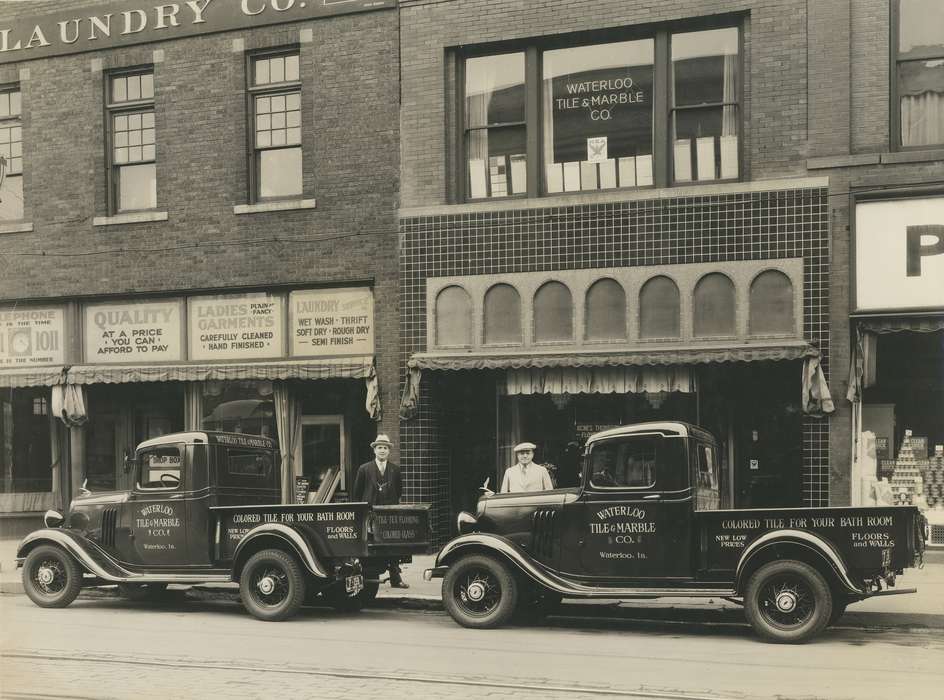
[17,431,430,621]
[426,422,926,643]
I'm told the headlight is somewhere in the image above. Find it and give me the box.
[457,511,478,533]
[44,510,64,528]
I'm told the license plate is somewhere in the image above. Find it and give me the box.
[345,574,364,595]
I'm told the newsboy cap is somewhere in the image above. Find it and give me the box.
[513,442,537,453]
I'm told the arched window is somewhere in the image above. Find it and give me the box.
[749,270,794,335]
[533,281,573,343]
[435,286,473,346]
[693,273,736,337]
[484,284,522,344]
[639,276,680,339]
[585,278,627,341]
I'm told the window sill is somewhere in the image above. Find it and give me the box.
[806,148,944,170]
[234,198,316,215]
[93,211,168,226]
[0,221,33,234]
[880,148,944,164]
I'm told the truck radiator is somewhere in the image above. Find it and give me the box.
[99,508,118,547]
[530,509,558,559]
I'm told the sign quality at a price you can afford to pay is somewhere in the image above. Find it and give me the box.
[0,307,65,367]
[84,300,183,363]
[290,288,374,357]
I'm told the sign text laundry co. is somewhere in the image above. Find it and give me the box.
[0,0,395,64]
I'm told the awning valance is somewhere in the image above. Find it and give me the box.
[407,343,817,372]
[66,357,376,385]
[0,367,67,388]
[854,315,944,334]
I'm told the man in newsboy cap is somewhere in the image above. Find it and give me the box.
[501,442,554,493]
[353,433,409,588]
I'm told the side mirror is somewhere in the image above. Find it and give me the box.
[123,450,136,474]
[78,478,91,498]
[479,477,494,497]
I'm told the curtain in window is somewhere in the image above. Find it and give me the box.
[505,366,695,395]
[51,384,87,427]
[801,355,834,416]
[274,381,301,503]
[901,92,944,147]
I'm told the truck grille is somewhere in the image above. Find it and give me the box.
[530,509,558,559]
[100,508,118,547]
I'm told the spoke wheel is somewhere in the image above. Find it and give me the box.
[745,560,832,644]
[239,549,306,622]
[442,554,517,629]
[22,544,82,609]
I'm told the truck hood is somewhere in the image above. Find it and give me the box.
[71,491,130,507]
[481,487,579,512]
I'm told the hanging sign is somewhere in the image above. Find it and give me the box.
[0,307,65,367]
[188,293,284,361]
[290,287,374,357]
[855,196,944,311]
[84,300,182,363]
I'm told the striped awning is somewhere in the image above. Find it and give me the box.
[0,367,67,388]
[65,357,376,385]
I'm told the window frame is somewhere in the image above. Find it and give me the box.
[454,16,744,203]
[136,444,184,492]
[246,47,303,203]
[890,0,944,151]
[105,66,157,215]
[0,83,23,221]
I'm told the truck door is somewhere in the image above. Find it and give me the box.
[560,433,693,581]
[120,443,191,566]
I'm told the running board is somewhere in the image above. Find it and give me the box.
[865,587,917,597]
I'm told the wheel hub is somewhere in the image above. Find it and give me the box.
[775,590,798,612]
[466,581,486,602]
[256,575,276,596]
[37,566,56,586]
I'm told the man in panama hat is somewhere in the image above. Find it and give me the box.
[353,433,408,588]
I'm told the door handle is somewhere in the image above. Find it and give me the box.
[643,494,661,500]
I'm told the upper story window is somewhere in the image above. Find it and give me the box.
[693,272,736,337]
[483,283,521,345]
[533,281,573,343]
[894,0,944,148]
[458,21,740,201]
[0,86,24,220]
[435,285,473,347]
[585,278,627,341]
[107,70,156,213]
[249,50,302,201]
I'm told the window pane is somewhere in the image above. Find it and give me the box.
[112,76,127,102]
[271,57,285,84]
[543,40,654,193]
[435,286,473,346]
[0,93,8,117]
[467,126,526,198]
[0,388,52,493]
[673,106,739,181]
[127,75,141,101]
[672,27,739,106]
[285,54,300,82]
[465,53,525,127]
[749,270,794,335]
[899,0,944,58]
[141,73,154,99]
[639,276,680,339]
[590,437,660,489]
[898,60,944,147]
[484,284,521,345]
[0,174,23,220]
[9,91,19,116]
[255,58,270,85]
[258,146,302,199]
[202,380,276,438]
[585,278,626,341]
[534,281,573,343]
[118,163,156,211]
[139,446,182,489]
[693,273,736,337]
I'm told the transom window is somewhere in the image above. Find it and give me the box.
[0,86,24,220]
[107,69,156,213]
[894,0,944,148]
[249,50,303,201]
[459,22,741,201]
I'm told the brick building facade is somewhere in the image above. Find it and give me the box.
[0,1,401,532]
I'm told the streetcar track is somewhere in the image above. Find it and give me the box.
[2,650,737,700]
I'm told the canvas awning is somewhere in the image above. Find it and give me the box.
[0,367,67,388]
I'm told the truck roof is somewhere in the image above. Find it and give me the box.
[585,421,716,445]
[137,431,278,451]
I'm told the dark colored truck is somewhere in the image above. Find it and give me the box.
[426,422,925,643]
[16,431,430,621]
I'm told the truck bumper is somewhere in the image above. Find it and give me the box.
[423,566,447,581]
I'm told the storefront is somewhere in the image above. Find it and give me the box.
[1,285,383,525]
[848,193,944,529]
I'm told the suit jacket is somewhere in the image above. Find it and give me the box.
[353,459,402,506]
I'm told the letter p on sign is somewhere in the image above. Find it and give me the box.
[907,225,944,276]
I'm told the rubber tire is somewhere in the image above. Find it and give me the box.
[442,554,518,629]
[239,549,306,622]
[325,580,380,612]
[118,582,169,602]
[744,560,832,644]
[22,544,83,609]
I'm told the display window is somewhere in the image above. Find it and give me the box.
[201,380,276,438]
[0,388,52,495]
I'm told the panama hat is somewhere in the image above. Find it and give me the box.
[371,434,393,448]
[513,442,537,453]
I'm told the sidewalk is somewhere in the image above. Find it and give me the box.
[4,537,943,630]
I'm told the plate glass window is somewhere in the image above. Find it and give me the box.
[896,0,944,147]
[251,52,302,200]
[108,71,156,212]
[0,87,23,220]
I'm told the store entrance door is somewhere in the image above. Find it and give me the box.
[295,415,348,498]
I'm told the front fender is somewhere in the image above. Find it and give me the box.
[17,528,129,581]
[734,529,862,595]
[232,523,328,579]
